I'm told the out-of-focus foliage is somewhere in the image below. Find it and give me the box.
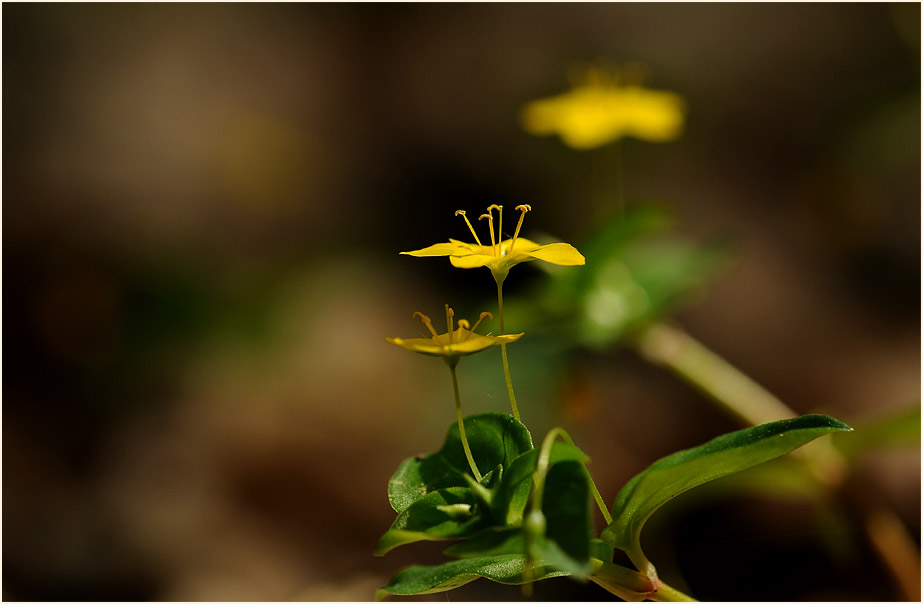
[507,206,730,350]
[833,405,921,460]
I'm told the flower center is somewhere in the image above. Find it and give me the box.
[411,308,493,344]
[455,205,532,258]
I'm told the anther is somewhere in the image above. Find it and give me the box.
[455,210,482,246]
[412,311,439,338]
[470,311,493,333]
[457,319,470,330]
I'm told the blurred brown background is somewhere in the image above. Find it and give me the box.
[3,3,919,601]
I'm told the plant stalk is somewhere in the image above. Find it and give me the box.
[495,275,521,421]
[450,364,482,482]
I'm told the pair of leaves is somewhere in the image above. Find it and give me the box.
[377,413,533,556]
[377,413,597,594]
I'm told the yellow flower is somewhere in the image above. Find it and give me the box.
[520,66,686,149]
[386,307,522,367]
[401,204,585,281]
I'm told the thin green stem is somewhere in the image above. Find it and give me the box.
[450,364,482,482]
[495,276,521,421]
[589,474,613,526]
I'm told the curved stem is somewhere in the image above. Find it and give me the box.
[450,364,482,482]
[495,276,521,421]
[589,473,613,526]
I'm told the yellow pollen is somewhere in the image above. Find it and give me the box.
[455,210,482,246]
[412,311,439,338]
[471,311,492,332]
[509,204,532,254]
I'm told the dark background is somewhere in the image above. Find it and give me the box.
[3,3,919,601]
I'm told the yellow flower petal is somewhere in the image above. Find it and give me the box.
[449,254,498,269]
[524,242,586,266]
[401,242,470,258]
[386,327,522,359]
[448,332,523,354]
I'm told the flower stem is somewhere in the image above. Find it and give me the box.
[495,276,521,422]
[450,364,482,482]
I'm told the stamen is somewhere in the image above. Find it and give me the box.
[455,210,482,246]
[493,205,503,250]
[445,305,455,344]
[479,206,499,256]
[457,319,470,330]
[412,311,439,338]
[470,311,492,333]
[509,204,532,254]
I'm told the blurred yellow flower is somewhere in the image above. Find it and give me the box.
[402,205,585,281]
[521,67,686,149]
[386,307,522,367]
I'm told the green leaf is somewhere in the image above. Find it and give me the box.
[375,487,492,556]
[387,413,533,514]
[376,554,570,599]
[601,415,852,564]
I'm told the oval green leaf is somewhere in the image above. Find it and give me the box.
[601,414,851,561]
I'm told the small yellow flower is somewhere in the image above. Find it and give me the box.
[520,65,686,149]
[386,307,522,367]
[401,205,585,281]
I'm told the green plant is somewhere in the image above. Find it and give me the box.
[376,204,852,601]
